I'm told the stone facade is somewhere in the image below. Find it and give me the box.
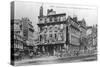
[37,6,87,56]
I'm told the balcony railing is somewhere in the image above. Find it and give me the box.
[37,20,66,26]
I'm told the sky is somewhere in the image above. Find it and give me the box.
[14,1,98,31]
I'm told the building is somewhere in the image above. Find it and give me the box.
[78,19,87,38]
[21,18,34,46]
[11,18,35,60]
[14,33,24,50]
[67,16,81,52]
[87,25,97,50]
[37,6,67,56]
[37,5,87,56]
[92,25,97,47]
[78,19,87,50]
[12,18,34,49]
[12,19,24,50]
[11,19,26,61]
[32,31,40,45]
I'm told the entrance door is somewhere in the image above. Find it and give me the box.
[48,45,54,56]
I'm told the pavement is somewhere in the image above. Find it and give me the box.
[14,54,97,66]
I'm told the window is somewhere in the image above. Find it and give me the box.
[16,22,19,25]
[63,16,66,21]
[49,34,52,38]
[55,33,57,40]
[49,17,52,22]
[40,18,42,21]
[47,18,49,23]
[71,35,80,45]
[49,34,52,43]
[58,33,63,41]
[57,16,60,22]
[52,17,55,22]
[20,24,22,30]
[54,17,57,22]
[42,34,45,43]
[44,34,47,43]
[16,31,20,34]
[61,16,64,21]
[40,35,42,42]
[60,24,64,29]
[45,18,47,23]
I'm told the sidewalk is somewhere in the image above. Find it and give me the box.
[15,56,58,65]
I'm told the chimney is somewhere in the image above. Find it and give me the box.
[47,9,54,15]
[73,15,77,22]
[39,5,43,17]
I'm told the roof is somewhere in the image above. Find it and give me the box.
[37,20,66,27]
[47,13,66,17]
[38,13,66,18]
[87,26,92,29]
[67,16,79,24]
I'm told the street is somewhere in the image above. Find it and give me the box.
[15,54,97,66]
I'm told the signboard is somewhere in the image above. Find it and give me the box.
[70,35,80,45]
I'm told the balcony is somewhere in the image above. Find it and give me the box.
[47,13,66,17]
[38,41,65,46]
[37,20,66,27]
